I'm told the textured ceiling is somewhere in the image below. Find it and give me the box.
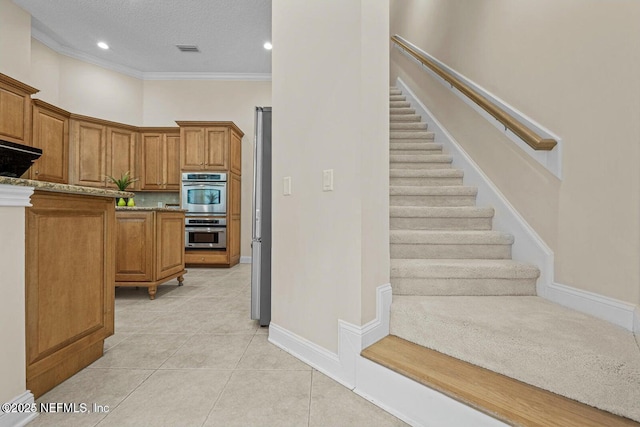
[12,0,272,78]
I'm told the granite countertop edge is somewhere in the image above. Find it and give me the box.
[0,177,135,198]
[116,206,187,212]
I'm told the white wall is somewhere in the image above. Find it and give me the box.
[0,0,31,406]
[390,0,640,306]
[0,205,27,404]
[30,39,60,105]
[271,0,388,351]
[143,80,272,258]
[0,0,31,83]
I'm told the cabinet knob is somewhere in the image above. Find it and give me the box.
[35,170,39,175]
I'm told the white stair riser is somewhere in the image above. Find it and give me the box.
[390,177,464,186]
[391,243,511,259]
[390,217,493,230]
[390,195,476,207]
[390,278,537,296]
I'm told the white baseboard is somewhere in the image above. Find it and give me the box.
[239,256,251,264]
[634,308,640,335]
[547,282,639,332]
[397,77,640,332]
[269,283,507,426]
[0,391,38,427]
[355,358,507,427]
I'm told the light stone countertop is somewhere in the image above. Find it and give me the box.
[0,177,135,198]
[115,206,187,212]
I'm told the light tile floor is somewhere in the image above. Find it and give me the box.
[29,264,407,427]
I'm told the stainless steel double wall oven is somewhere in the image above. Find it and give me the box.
[181,172,227,249]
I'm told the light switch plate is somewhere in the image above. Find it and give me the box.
[323,169,334,191]
[283,176,292,196]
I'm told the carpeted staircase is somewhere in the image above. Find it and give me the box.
[363,87,640,425]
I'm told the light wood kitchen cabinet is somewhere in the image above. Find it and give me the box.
[177,121,243,171]
[139,128,180,191]
[0,73,38,146]
[70,115,138,189]
[115,209,186,299]
[230,129,242,176]
[30,100,70,183]
[179,121,244,267]
[26,191,115,398]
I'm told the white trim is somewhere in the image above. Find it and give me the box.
[393,37,562,179]
[396,78,555,299]
[355,358,508,427]
[361,284,392,349]
[239,256,252,264]
[547,282,639,332]
[0,391,38,427]
[268,323,352,387]
[269,284,505,426]
[32,29,272,82]
[0,185,34,207]
[634,308,640,335]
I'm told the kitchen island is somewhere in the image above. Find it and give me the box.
[115,207,187,299]
[0,176,132,398]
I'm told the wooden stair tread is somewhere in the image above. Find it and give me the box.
[361,336,639,427]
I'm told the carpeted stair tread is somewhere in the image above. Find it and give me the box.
[390,88,402,96]
[390,186,477,207]
[390,206,494,217]
[390,258,539,279]
[390,142,443,153]
[390,101,411,108]
[390,122,428,130]
[390,185,477,196]
[389,296,640,422]
[390,130,435,140]
[390,107,415,115]
[390,169,464,178]
[390,230,513,260]
[389,95,406,102]
[390,114,421,122]
[390,229,513,245]
[390,154,451,163]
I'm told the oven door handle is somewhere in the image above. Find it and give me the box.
[185,227,226,233]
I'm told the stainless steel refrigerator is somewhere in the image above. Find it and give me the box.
[251,107,272,326]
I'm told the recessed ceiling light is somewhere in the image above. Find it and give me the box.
[263,42,272,50]
[97,41,109,50]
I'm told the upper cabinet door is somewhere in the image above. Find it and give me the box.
[230,130,242,176]
[71,120,106,187]
[0,74,38,145]
[31,101,70,183]
[205,127,229,170]
[140,133,164,190]
[165,134,181,190]
[106,127,138,190]
[180,128,205,170]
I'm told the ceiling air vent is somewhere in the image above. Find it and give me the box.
[176,45,200,53]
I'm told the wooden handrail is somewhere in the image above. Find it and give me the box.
[391,35,557,151]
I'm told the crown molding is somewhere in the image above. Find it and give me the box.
[31,29,272,82]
